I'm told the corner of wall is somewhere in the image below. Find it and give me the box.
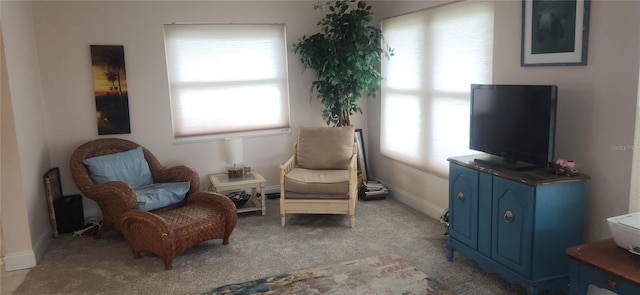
[32,226,52,263]
[3,225,51,271]
[382,181,446,221]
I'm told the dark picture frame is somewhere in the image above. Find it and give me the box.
[355,129,369,183]
[521,0,591,66]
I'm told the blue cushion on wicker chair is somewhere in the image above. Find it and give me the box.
[83,146,153,188]
[134,182,190,211]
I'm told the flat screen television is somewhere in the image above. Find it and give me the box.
[469,84,557,170]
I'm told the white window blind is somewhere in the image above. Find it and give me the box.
[380,1,494,177]
[164,24,290,140]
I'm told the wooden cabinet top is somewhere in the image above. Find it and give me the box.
[448,154,590,186]
[566,239,640,287]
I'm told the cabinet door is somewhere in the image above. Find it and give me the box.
[491,177,534,278]
[449,164,478,250]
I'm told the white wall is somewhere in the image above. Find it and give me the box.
[370,0,640,242]
[1,1,52,270]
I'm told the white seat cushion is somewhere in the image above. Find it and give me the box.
[284,168,349,194]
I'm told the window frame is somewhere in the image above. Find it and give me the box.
[380,1,494,177]
[163,23,291,142]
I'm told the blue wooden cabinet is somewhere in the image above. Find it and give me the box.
[447,156,589,295]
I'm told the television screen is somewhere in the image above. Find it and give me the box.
[469,84,557,170]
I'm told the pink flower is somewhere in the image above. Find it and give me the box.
[555,158,568,167]
[554,158,577,171]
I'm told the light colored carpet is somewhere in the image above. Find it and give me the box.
[14,198,539,295]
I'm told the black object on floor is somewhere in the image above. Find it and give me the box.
[54,195,84,234]
[266,193,280,199]
[44,167,85,237]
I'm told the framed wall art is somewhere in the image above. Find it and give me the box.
[521,0,591,66]
[355,129,369,183]
[90,45,131,135]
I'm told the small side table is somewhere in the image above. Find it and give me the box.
[208,171,266,215]
[566,239,640,295]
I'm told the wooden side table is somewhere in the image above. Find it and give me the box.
[208,171,266,215]
[566,239,640,295]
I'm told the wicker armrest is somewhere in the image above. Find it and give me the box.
[78,181,139,237]
[83,181,139,209]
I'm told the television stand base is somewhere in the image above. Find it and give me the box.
[473,156,537,171]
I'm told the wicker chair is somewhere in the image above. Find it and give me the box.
[70,138,237,269]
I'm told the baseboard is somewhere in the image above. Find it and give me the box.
[3,226,51,271]
[377,180,445,221]
[32,226,52,264]
[264,185,280,195]
[3,250,36,271]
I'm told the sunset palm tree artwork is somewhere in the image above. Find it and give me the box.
[90,45,131,135]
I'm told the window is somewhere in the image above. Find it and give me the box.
[380,1,494,177]
[164,24,290,140]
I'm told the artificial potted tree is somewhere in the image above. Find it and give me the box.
[294,0,393,127]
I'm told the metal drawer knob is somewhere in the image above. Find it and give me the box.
[457,192,464,203]
[504,210,514,223]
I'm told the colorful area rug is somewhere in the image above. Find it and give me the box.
[204,253,452,294]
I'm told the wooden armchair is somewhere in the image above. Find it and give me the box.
[279,126,358,227]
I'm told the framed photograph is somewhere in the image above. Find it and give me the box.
[355,129,369,183]
[521,0,591,66]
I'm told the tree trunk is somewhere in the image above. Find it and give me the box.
[338,109,351,127]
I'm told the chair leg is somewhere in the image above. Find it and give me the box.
[93,222,112,239]
[349,215,355,228]
[281,215,286,227]
[164,259,173,270]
